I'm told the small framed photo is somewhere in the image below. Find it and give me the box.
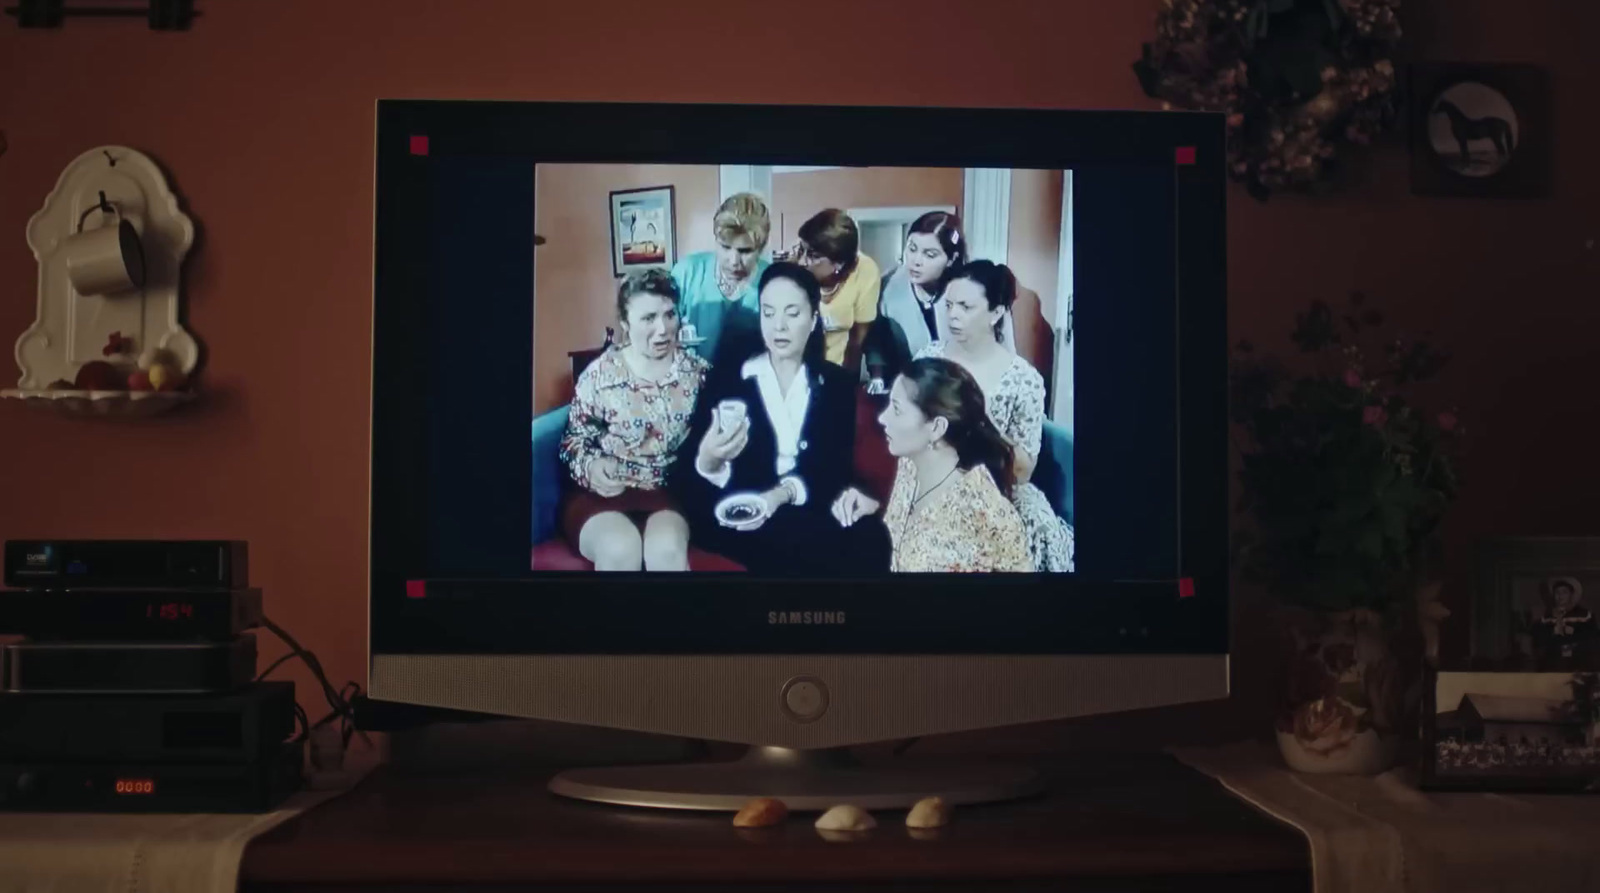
[1422,669,1600,792]
[608,186,676,276]
[1473,538,1600,673]
[1408,62,1552,198]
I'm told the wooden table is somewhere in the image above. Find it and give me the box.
[240,753,1309,891]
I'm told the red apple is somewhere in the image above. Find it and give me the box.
[74,361,126,391]
[128,370,153,391]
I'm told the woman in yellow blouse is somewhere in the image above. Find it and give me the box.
[775,209,880,375]
[831,358,1031,572]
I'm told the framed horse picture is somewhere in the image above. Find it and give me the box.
[1409,63,1551,198]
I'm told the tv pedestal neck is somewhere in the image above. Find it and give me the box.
[547,745,1043,810]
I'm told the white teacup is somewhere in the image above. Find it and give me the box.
[717,399,748,433]
[679,323,699,343]
[65,196,145,296]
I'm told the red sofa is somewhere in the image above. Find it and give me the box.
[531,392,898,571]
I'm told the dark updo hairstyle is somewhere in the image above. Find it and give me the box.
[947,259,1017,343]
[616,268,681,323]
[905,211,967,296]
[757,262,829,370]
[796,208,860,277]
[899,357,1016,496]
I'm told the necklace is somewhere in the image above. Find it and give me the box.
[716,269,745,298]
[911,464,959,510]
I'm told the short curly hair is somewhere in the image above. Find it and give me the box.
[616,268,681,322]
[712,192,770,250]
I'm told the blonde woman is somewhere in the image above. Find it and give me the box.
[670,192,771,370]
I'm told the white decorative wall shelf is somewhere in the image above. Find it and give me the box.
[3,145,198,417]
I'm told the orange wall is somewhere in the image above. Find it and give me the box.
[0,0,1594,751]
[1007,169,1065,379]
[533,164,718,413]
[770,167,964,251]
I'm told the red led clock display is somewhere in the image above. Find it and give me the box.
[146,602,195,621]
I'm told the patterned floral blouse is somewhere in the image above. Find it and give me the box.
[559,347,709,492]
[882,458,1030,573]
[914,341,1046,458]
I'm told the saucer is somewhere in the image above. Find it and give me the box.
[714,492,769,531]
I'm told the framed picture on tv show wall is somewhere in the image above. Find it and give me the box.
[609,185,676,275]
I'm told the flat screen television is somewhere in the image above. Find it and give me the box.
[367,100,1228,808]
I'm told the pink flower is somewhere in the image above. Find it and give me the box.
[1437,411,1458,432]
[1343,369,1363,389]
[1363,405,1387,427]
[1290,697,1360,756]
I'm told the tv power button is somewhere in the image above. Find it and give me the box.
[780,676,829,723]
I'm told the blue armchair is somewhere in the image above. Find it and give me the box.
[532,406,570,545]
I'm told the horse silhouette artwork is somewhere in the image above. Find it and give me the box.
[1432,99,1516,172]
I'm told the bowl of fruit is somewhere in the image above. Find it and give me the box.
[2,349,194,418]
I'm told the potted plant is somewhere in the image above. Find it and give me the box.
[1569,673,1600,749]
[1231,294,1462,773]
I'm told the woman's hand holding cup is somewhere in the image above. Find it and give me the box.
[697,405,749,476]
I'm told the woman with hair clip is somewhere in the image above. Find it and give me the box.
[672,262,888,575]
[831,357,1030,572]
[914,260,1074,572]
[867,211,1017,392]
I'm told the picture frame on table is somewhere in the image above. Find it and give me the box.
[1419,538,1600,791]
[1472,538,1600,673]
[1422,668,1599,792]
[608,186,676,276]
[1408,62,1552,198]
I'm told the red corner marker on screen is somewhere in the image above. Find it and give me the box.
[405,580,427,599]
[409,135,429,156]
[1175,146,1196,166]
[1178,578,1196,598]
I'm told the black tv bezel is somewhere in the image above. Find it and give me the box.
[369,100,1227,657]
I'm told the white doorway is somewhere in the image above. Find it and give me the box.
[1052,170,1074,432]
[846,205,957,275]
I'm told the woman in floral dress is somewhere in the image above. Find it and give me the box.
[559,269,709,571]
[914,261,1074,572]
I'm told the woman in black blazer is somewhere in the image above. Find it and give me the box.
[673,263,889,575]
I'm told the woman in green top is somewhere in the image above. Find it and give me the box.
[670,192,771,370]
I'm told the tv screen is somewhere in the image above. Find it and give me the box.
[532,163,1079,577]
[370,102,1226,655]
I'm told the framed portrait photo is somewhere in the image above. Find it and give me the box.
[1473,538,1600,673]
[609,186,676,276]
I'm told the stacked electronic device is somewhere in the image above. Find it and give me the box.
[0,540,302,812]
